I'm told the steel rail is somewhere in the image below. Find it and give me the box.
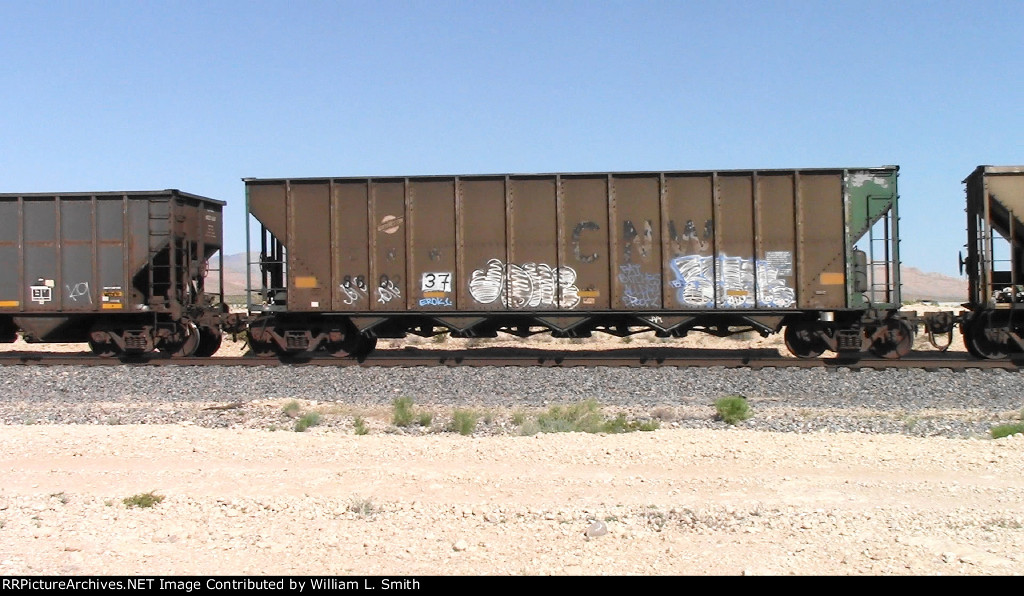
[0,348,1021,371]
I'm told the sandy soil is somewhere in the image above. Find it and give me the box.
[0,425,1022,576]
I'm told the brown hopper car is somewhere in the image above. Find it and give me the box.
[243,167,913,359]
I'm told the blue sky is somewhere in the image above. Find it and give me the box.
[2,0,1021,277]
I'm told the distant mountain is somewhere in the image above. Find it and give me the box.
[206,253,250,297]
[208,253,969,304]
[900,266,967,303]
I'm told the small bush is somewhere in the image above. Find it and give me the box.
[348,496,377,517]
[511,411,527,426]
[715,395,751,425]
[282,400,302,418]
[294,412,322,432]
[531,399,605,434]
[417,412,433,427]
[601,413,660,433]
[392,396,415,427]
[123,491,164,509]
[991,422,1024,439]
[450,409,478,435]
[353,416,369,435]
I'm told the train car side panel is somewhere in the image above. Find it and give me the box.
[610,174,662,310]
[796,173,846,309]
[408,178,457,311]
[287,181,332,312]
[332,180,371,312]
[369,180,407,312]
[0,201,18,312]
[459,177,508,311]
[23,199,60,313]
[560,175,610,310]
[755,173,798,308]
[506,177,559,310]
[663,173,714,309]
[96,199,125,311]
[716,173,757,308]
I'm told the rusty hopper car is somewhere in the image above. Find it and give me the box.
[0,190,226,357]
[959,166,1024,358]
[244,167,910,358]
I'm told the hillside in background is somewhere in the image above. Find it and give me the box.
[208,253,968,304]
[899,266,967,303]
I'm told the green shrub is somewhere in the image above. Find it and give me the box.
[282,400,301,418]
[417,412,433,427]
[991,422,1024,439]
[601,413,660,433]
[450,409,478,435]
[515,400,662,436]
[353,416,369,435]
[294,411,322,432]
[348,496,376,517]
[532,399,605,434]
[714,395,751,425]
[392,396,415,427]
[123,491,164,509]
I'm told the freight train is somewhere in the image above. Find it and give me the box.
[2,165,1022,360]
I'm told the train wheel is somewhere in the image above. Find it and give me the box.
[325,330,360,358]
[88,331,119,358]
[193,326,223,357]
[246,328,278,357]
[784,322,827,358]
[354,335,377,359]
[869,319,915,359]
[160,321,200,357]
[962,321,986,359]
[966,315,1009,360]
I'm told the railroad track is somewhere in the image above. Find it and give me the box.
[1,348,1021,371]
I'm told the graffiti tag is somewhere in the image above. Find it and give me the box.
[469,259,580,309]
[669,254,795,308]
[618,264,660,308]
[65,281,92,304]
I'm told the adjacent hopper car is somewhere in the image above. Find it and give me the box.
[0,190,226,357]
[958,166,1024,359]
[3,165,1022,361]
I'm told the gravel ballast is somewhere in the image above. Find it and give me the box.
[1,365,1021,438]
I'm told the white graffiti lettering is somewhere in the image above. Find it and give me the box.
[469,258,580,309]
[376,279,402,305]
[340,275,368,305]
[669,254,795,308]
[65,281,92,304]
[618,264,660,308]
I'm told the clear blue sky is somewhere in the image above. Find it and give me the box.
[2,0,1021,277]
